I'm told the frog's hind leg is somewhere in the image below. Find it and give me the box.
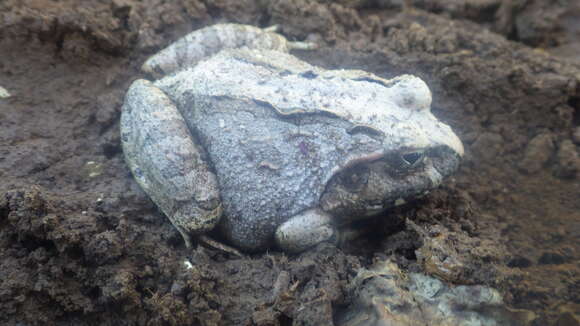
[121,79,222,249]
[141,23,316,78]
[275,209,337,253]
[262,25,317,50]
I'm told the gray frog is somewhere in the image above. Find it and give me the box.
[121,23,464,253]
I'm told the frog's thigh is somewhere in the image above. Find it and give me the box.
[121,79,222,246]
[142,24,264,77]
[275,209,336,253]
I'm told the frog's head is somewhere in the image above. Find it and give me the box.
[320,75,464,220]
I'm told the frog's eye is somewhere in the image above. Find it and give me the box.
[398,150,425,169]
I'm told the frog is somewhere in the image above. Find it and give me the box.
[120,23,464,253]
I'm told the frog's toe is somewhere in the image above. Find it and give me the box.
[196,235,244,257]
[275,209,336,253]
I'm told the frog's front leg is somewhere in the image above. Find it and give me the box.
[141,23,316,78]
[275,209,337,253]
[121,79,222,248]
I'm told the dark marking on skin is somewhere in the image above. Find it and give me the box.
[251,98,341,120]
[232,55,281,72]
[153,65,165,77]
[347,124,384,137]
[353,77,389,87]
[134,167,144,178]
[298,141,308,157]
[299,70,318,79]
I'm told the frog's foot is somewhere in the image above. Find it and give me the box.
[287,40,318,50]
[263,25,280,33]
[197,235,244,257]
[275,209,336,253]
[175,224,194,249]
[141,23,317,78]
[175,225,243,257]
[121,79,223,246]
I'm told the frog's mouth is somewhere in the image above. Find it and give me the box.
[320,145,461,220]
[341,148,429,172]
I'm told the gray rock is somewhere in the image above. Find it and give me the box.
[337,260,537,326]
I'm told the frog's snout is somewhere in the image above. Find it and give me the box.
[429,145,462,180]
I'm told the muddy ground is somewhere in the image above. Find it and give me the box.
[0,0,579,325]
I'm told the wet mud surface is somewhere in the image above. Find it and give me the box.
[1,0,579,325]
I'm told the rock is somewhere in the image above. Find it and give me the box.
[336,260,537,326]
[519,133,555,174]
[0,85,10,98]
[472,132,504,162]
[83,161,104,178]
[554,139,579,179]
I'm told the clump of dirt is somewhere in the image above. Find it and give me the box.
[1,0,578,325]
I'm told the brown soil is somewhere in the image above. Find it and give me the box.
[1,0,578,325]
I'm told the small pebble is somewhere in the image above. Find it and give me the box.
[84,161,104,178]
[0,86,11,98]
[183,259,194,269]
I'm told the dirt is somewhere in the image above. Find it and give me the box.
[0,0,578,325]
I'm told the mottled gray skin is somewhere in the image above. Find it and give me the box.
[121,24,464,253]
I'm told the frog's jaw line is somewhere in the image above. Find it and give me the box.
[341,151,386,170]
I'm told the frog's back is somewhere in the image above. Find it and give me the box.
[154,50,384,250]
